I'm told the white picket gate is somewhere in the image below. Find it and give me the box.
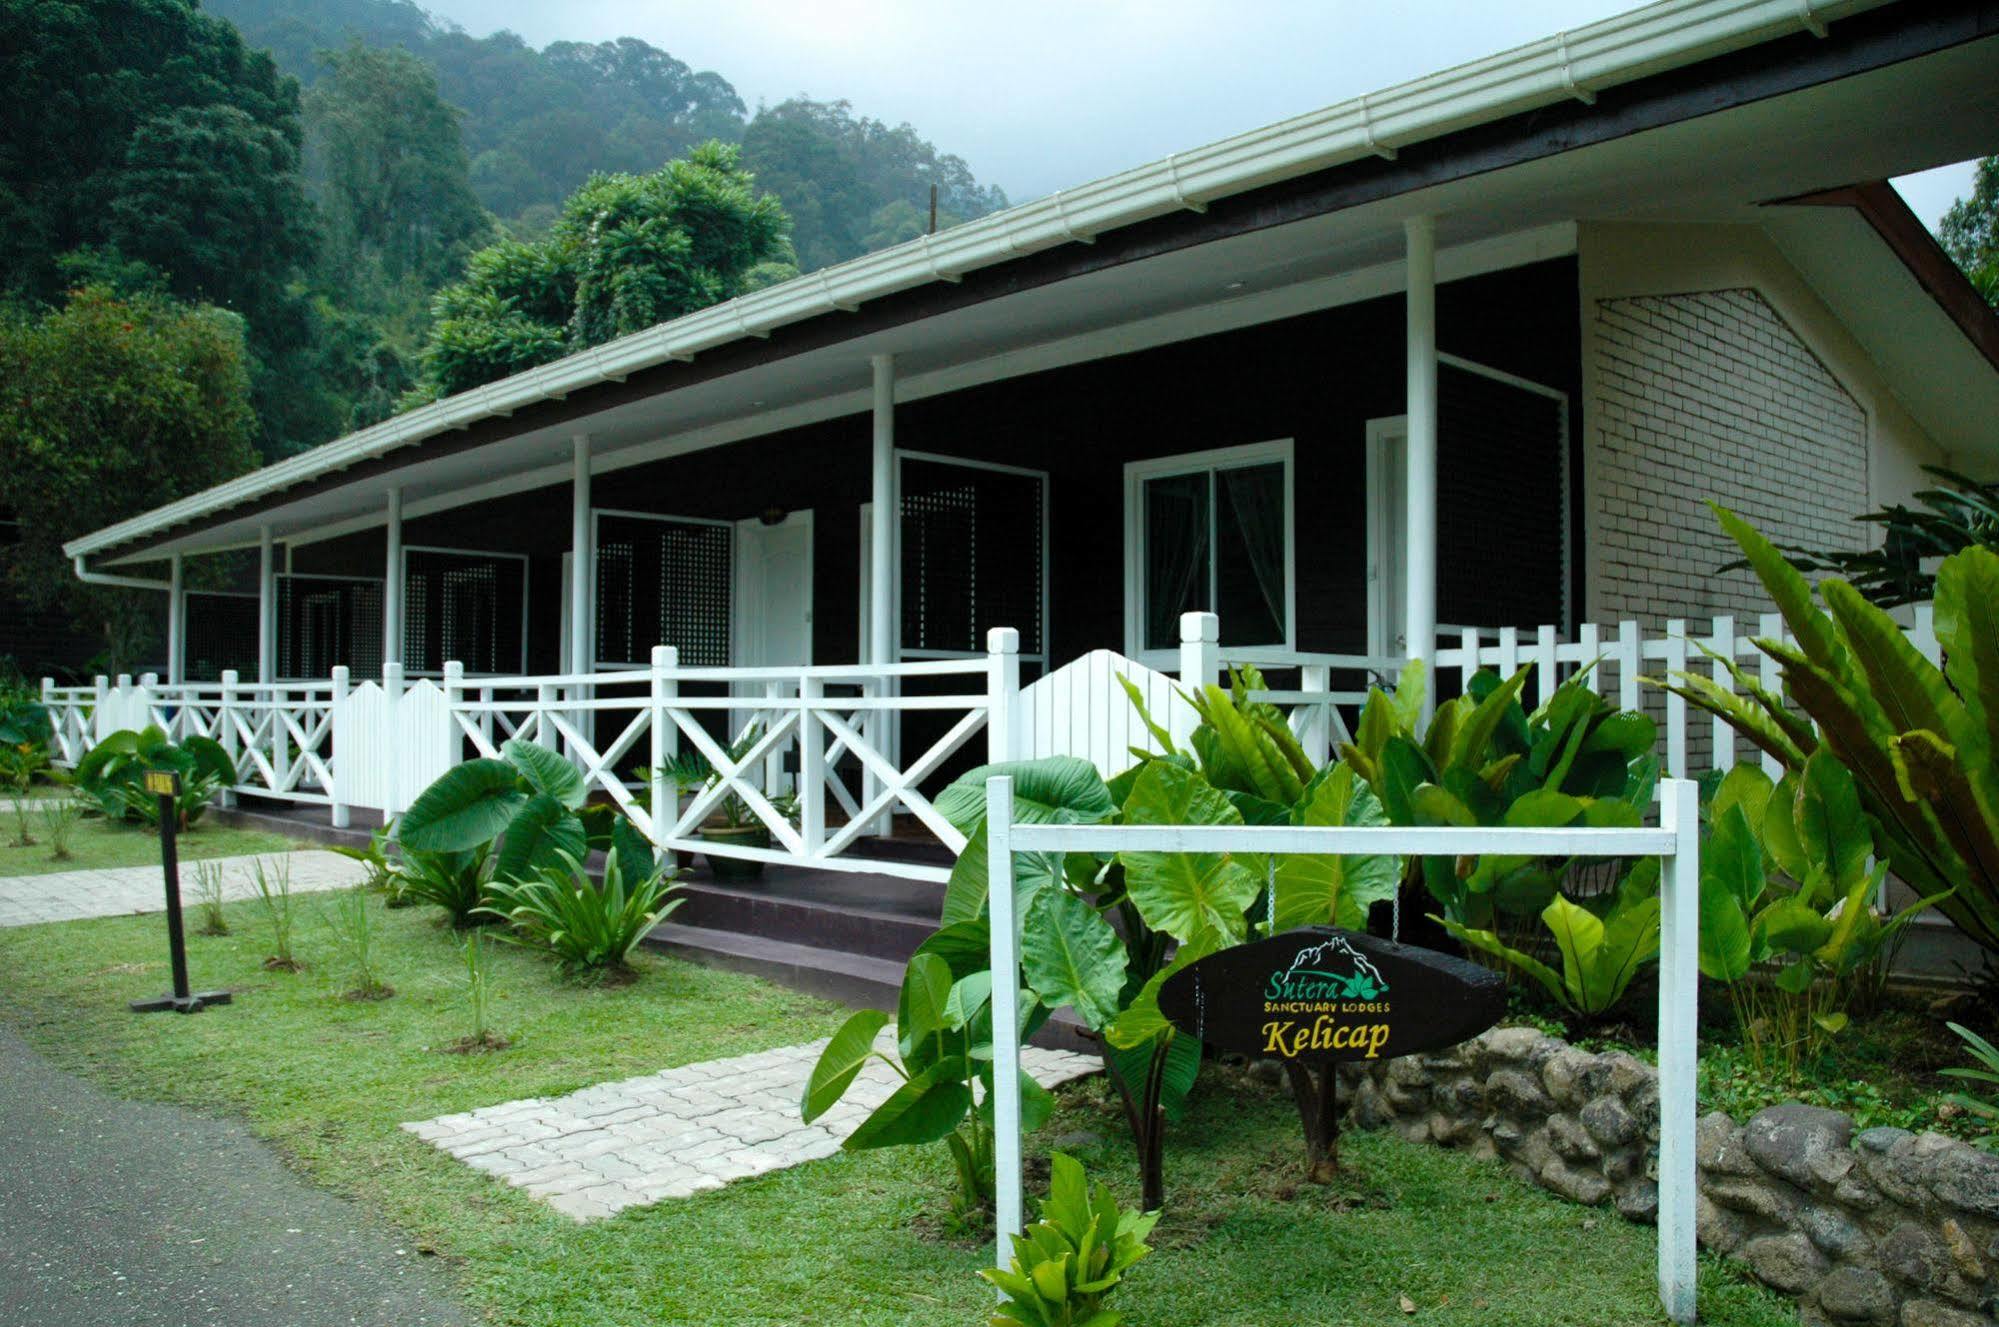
[1013,649,1192,778]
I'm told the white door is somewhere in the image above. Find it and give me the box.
[733,511,814,791]
[1365,417,1408,659]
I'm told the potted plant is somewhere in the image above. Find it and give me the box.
[690,724,797,881]
[639,748,715,871]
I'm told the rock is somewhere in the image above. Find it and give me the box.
[1541,1050,1596,1107]
[1582,1095,1641,1149]
[1603,1149,1639,1183]
[1485,1068,1554,1117]
[1387,1056,1432,1088]
[1930,1145,1999,1221]
[1698,1194,1747,1255]
[1811,1148,1861,1193]
[1489,1118,1524,1149]
[1245,1058,1286,1087]
[1604,1053,1653,1099]
[1428,1111,1476,1146]
[1746,1104,1855,1192]
[1813,1267,1896,1324]
[1383,1080,1430,1112]
[1615,1177,1659,1224]
[1540,1157,1612,1206]
[1879,1222,1953,1293]
[1705,1175,1793,1222]
[1547,1112,1602,1163]
[1855,1127,1914,1156]
[1797,1203,1870,1259]
[1741,1232,1829,1295]
[1437,1078,1483,1115]
[1835,1171,1884,1212]
[1698,1112,1762,1178]
[1938,1219,1986,1283]
[1482,1026,1550,1062]
[1899,1301,1990,1327]
[1868,1143,1931,1210]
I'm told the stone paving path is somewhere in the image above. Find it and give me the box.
[406,1030,1101,1220]
[0,851,367,928]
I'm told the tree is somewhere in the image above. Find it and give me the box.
[0,287,260,661]
[1941,156,1999,309]
[411,141,795,399]
[304,42,492,344]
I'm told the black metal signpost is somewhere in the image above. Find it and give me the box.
[129,769,232,1015]
[1157,926,1505,1177]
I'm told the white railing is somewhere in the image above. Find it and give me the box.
[981,775,1704,1324]
[439,630,1022,883]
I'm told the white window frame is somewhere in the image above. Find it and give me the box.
[400,544,530,677]
[1123,438,1296,666]
[589,507,736,669]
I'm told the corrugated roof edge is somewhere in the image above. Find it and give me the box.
[65,0,1886,560]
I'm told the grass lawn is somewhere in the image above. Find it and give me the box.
[0,812,301,877]
[0,897,1796,1326]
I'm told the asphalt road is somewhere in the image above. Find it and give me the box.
[0,1022,469,1327]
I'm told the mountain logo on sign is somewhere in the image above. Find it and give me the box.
[1268,934,1389,1001]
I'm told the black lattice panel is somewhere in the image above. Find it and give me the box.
[183,592,260,681]
[275,577,383,679]
[1438,367,1569,632]
[595,516,733,667]
[899,458,1044,656]
[403,551,525,675]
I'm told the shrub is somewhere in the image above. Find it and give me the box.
[398,739,601,884]
[393,844,496,928]
[322,886,390,1000]
[40,796,84,861]
[1944,1022,1999,1151]
[191,859,229,936]
[74,725,235,828]
[450,931,507,1053]
[981,1152,1157,1327]
[479,832,680,977]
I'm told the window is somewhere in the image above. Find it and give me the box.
[275,576,382,680]
[594,512,733,667]
[897,455,1047,660]
[1125,441,1293,656]
[402,548,527,675]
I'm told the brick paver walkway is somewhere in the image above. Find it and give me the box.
[406,1030,1100,1220]
[0,851,367,928]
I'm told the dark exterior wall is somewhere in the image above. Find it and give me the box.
[291,257,1580,671]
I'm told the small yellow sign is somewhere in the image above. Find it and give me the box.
[143,770,181,797]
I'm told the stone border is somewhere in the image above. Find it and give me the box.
[1336,1026,1999,1325]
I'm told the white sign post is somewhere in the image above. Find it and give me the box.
[983,775,1702,1324]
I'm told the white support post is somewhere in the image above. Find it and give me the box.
[257,524,276,686]
[799,675,826,857]
[329,665,350,829]
[93,674,109,743]
[1657,777,1700,1325]
[1664,619,1689,779]
[869,355,896,838]
[650,645,677,861]
[166,553,185,687]
[569,435,592,680]
[383,659,404,699]
[1403,215,1439,715]
[1299,663,1331,768]
[381,660,403,824]
[985,774,1024,1274]
[1496,625,1519,680]
[987,627,1020,763]
[217,670,238,807]
[1757,612,1783,780]
[384,486,404,669]
[1709,615,1736,772]
[536,683,559,751]
[764,679,785,794]
[1178,610,1220,693]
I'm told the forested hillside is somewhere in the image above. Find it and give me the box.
[205,0,1008,266]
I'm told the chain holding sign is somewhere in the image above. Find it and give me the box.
[130,767,232,1015]
[983,775,1702,1326]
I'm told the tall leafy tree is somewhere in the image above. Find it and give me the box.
[0,287,260,660]
[1940,156,1999,309]
[304,41,491,343]
[412,141,794,399]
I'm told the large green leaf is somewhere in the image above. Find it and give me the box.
[1935,546,1999,746]
[1704,803,1765,914]
[844,1057,973,1150]
[1272,764,1400,931]
[1755,895,1833,957]
[1712,765,1774,839]
[398,758,526,853]
[1102,1029,1202,1123]
[1797,751,1870,892]
[181,734,237,787]
[502,738,588,810]
[897,952,956,1068]
[1020,888,1127,1031]
[801,1008,891,1123]
[1434,915,1564,1006]
[494,793,586,883]
[1697,869,1753,983]
[939,822,1070,927]
[1117,762,1258,953]
[1824,578,1965,752]
[1450,665,1530,772]
[934,757,1115,834]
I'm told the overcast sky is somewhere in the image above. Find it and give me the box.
[418,0,1979,229]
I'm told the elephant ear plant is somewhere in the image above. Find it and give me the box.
[1666,508,1999,958]
[397,738,614,897]
[981,1152,1157,1327]
[74,725,236,829]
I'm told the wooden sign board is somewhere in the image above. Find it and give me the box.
[143,769,181,798]
[1157,927,1505,1064]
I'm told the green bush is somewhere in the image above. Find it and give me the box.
[981,1151,1157,1327]
[393,844,496,928]
[479,829,680,977]
[74,725,235,828]
[1944,1022,1999,1151]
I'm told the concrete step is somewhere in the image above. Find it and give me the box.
[671,877,939,965]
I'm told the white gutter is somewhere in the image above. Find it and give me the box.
[64,0,1881,561]
[72,554,171,591]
